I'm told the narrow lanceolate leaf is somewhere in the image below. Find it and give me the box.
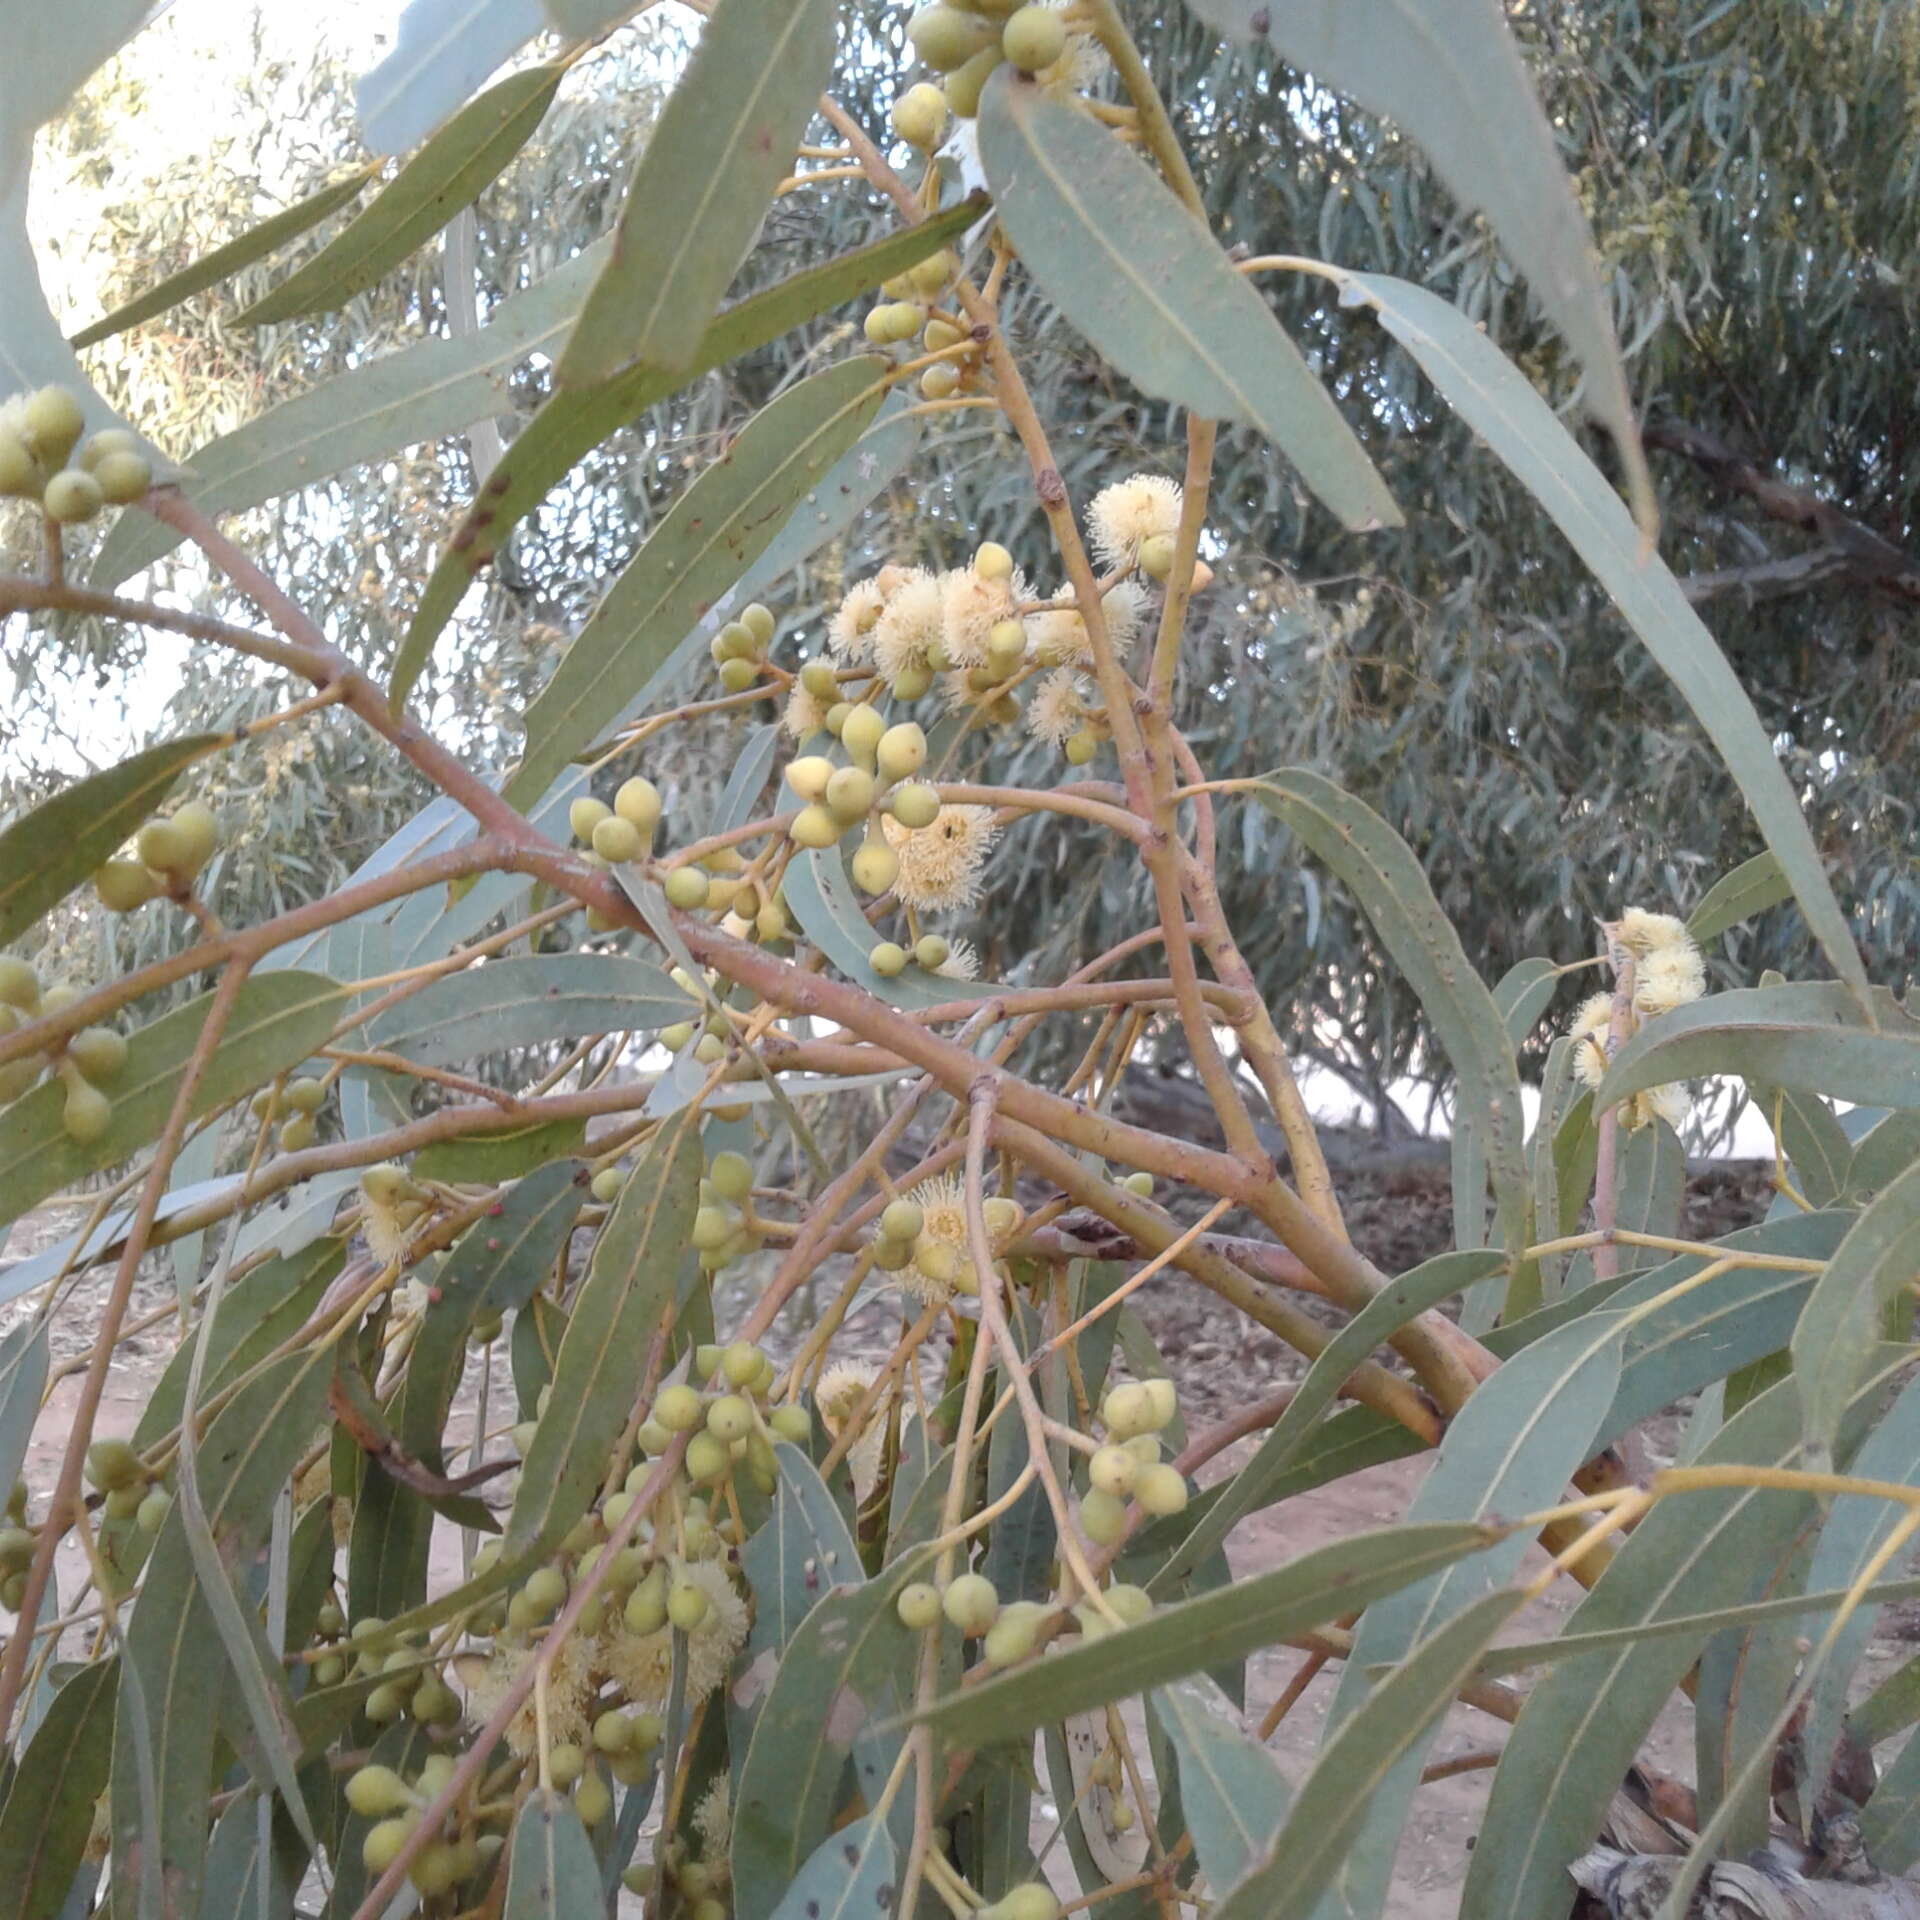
[1852,1111,1920,1198]
[1304,1316,1625,1920]
[556,0,838,385]
[393,202,979,705]
[0,733,220,943]
[915,1522,1512,1751]
[1215,1593,1525,1920]
[0,1320,48,1502]
[505,358,889,808]
[1791,1164,1920,1470]
[1153,1249,1503,1592]
[504,1790,603,1915]
[732,1565,924,1920]
[784,847,960,1011]
[91,244,606,590]
[1601,982,1920,1116]
[1687,852,1793,946]
[1249,770,1529,1251]
[1796,1373,1920,1836]
[354,0,543,155]
[1154,1676,1291,1893]
[353,1160,584,1617]
[239,62,563,325]
[768,1813,899,1920]
[110,1347,332,1919]
[69,169,376,347]
[1180,0,1654,535]
[505,1118,701,1557]
[364,952,693,1066]
[0,971,347,1230]
[1317,268,1870,1009]
[0,1657,118,1920]
[977,73,1399,533]
[1458,1382,1821,1920]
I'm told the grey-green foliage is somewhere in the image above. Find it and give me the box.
[9,0,1917,1096]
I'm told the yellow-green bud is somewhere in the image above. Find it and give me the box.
[42,469,103,524]
[62,1076,113,1143]
[667,1576,711,1631]
[1121,1170,1154,1197]
[1079,1486,1128,1546]
[68,1026,127,1085]
[840,704,886,767]
[945,45,1004,118]
[740,602,776,646]
[361,1816,416,1874]
[850,835,899,896]
[93,449,153,505]
[769,1403,811,1445]
[920,364,962,402]
[941,1571,1000,1635]
[94,858,157,912]
[889,781,941,829]
[869,941,908,978]
[1088,1444,1138,1499]
[0,431,39,498]
[875,722,928,783]
[590,1167,625,1203]
[22,388,85,465]
[663,866,710,910]
[719,1336,761,1382]
[1142,1378,1179,1429]
[718,656,758,692]
[983,1600,1044,1667]
[592,815,644,863]
[614,776,661,836]
[1134,1463,1188,1517]
[569,796,611,843]
[1102,1383,1155,1438]
[1002,4,1068,70]
[789,803,841,849]
[913,934,949,971]
[784,755,833,801]
[1137,532,1178,580]
[1064,727,1100,766]
[892,81,948,149]
[685,1431,730,1481]
[825,764,875,823]
[909,4,996,69]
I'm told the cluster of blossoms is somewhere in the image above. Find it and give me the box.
[1567,907,1707,1131]
[0,384,153,525]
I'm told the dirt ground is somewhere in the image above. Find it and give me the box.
[8,1152,1898,1919]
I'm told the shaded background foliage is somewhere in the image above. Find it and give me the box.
[4,0,1913,1121]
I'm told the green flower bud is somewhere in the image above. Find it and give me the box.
[42,469,104,524]
[896,1581,942,1630]
[361,1815,417,1874]
[569,796,612,843]
[1133,1463,1188,1517]
[1002,3,1068,70]
[705,1394,753,1443]
[655,1383,704,1432]
[909,3,997,69]
[68,1026,127,1085]
[21,388,85,465]
[944,45,1005,118]
[615,775,662,834]
[664,866,709,909]
[789,803,841,849]
[888,781,941,830]
[869,940,908,978]
[592,815,644,864]
[891,80,948,149]
[825,764,876,823]
[941,1571,1000,1636]
[94,858,158,912]
[93,449,153,505]
[1079,1486,1128,1546]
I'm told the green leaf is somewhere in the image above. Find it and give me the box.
[1152,1248,1502,1593]
[1215,1593,1524,1920]
[239,63,562,326]
[558,0,838,384]
[0,1657,118,1920]
[354,0,542,154]
[1303,1319,1626,1920]
[1154,1674,1290,1893]
[0,733,221,944]
[977,74,1398,533]
[1318,268,1870,1009]
[413,1115,588,1182]
[200,1793,306,1919]
[1791,1164,1920,1470]
[1611,1119,1686,1275]
[0,1320,47,1505]
[915,1522,1511,1751]
[133,1239,344,1451]
[1493,957,1560,1049]
[504,1790,604,1915]
[110,1345,332,1917]
[732,1563,924,1920]
[1851,1110,1920,1198]
[743,1440,862,1654]
[505,1117,701,1558]
[1687,851,1793,945]
[505,358,890,809]
[69,170,376,348]
[784,846,961,1011]
[1750,1082,1851,1208]
[0,971,347,1231]
[1181,0,1652,533]
[1795,1372,1920,1848]
[91,244,607,590]
[353,1161,584,1617]
[1601,982,1920,1115]
[366,951,694,1066]
[392,208,975,705]
[1528,1038,1586,1299]
[1458,1381,1822,1920]
[1248,770,1529,1251]
[768,1812,899,1920]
